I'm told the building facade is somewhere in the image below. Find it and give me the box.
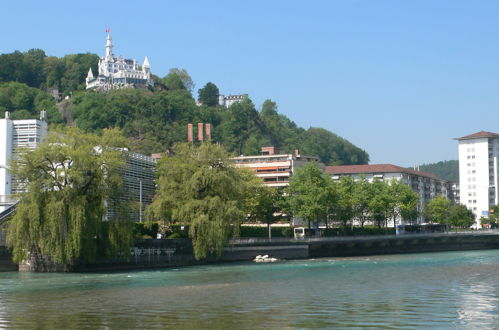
[456,131,499,226]
[325,164,451,224]
[86,33,153,92]
[218,94,248,108]
[107,150,157,223]
[233,147,325,187]
[0,112,48,211]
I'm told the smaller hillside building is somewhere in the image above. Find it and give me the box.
[233,147,325,187]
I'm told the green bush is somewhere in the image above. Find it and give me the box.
[281,227,294,238]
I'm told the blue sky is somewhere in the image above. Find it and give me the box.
[3,0,499,166]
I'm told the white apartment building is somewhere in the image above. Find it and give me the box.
[0,112,48,211]
[457,131,499,227]
[233,147,325,187]
[325,164,451,224]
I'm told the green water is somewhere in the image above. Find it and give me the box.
[1,250,499,329]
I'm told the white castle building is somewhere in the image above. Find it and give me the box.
[457,131,499,227]
[86,33,154,91]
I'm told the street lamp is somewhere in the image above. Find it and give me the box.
[138,178,143,223]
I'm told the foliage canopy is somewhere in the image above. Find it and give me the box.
[7,127,133,264]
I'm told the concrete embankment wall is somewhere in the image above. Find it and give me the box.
[0,247,17,271]
[307,233,499,258]
[3,232,499,272]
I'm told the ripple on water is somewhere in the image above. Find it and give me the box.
[0,250,498,328]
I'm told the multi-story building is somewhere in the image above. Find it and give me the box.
[0,111,48,211]
[450,182,460,204]
[86,33,153,91]
[218,94,248,108]
[456,131,499,226]
[233,147,325,187]
[325,164,451,224]
[107,150,157,223]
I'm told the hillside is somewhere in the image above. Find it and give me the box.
[0,49,369,165]
[417,160,459,182]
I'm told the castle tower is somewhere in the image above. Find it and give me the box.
[143,57,150,74]
[86,68,94,84]
[105,33,113,60]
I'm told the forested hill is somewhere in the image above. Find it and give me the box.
[0,49,369,165]
[417,160,459,182]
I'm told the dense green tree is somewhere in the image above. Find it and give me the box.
[449,203,475,228]
[387,179,419,226]
[367,179,392,228]
[286,163,331,229]
[165,68,194,92]
[0,82,63,124]
[162,72,186,90]
[198,82,219,106]
[146,143,257,260]
[418,160,459,182]
[248,185,283,239]
[351,177,371,228]
[301,127,369,165]
[0,49,98,94]
[7,127,133,264]
[424,196,451,226]
[332,176,356,228]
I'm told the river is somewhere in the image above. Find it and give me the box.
[0,250,498,328]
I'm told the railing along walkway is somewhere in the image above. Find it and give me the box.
[229,229,499,245]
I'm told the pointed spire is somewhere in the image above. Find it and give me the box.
[87,68,94,79]
[105,33,113,59]
[143,56,150,68]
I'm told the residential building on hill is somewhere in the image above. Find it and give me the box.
[233,146,325,187]
[218,94,248,108]
[456,131,499,227]
[86,33,153,92]
[0,111,48,211]
[325,164,451,224]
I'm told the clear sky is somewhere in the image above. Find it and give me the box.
[2,0,499,166]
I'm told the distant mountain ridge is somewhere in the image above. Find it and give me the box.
[417,160,459,182]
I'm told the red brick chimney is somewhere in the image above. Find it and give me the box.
[187,124,193,142]
[198,123,204,141]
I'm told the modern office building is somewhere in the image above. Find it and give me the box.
[325,164,451,224]
[86,32,153,91]
[0,111,48,211]
[456,131,499,226]
[233,147,325,187]
[104,150,157,223]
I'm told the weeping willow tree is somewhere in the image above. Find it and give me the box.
[146,143,258,260]
[7,127,133,264]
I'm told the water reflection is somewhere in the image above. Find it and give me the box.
[0,251,498,328]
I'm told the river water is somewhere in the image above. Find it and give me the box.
[0,250,498,329]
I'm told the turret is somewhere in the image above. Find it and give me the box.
[86,68,94,84]
[142,56,150,74]
[105,34,113,60]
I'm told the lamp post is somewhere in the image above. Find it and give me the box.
[139,179,143,223]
